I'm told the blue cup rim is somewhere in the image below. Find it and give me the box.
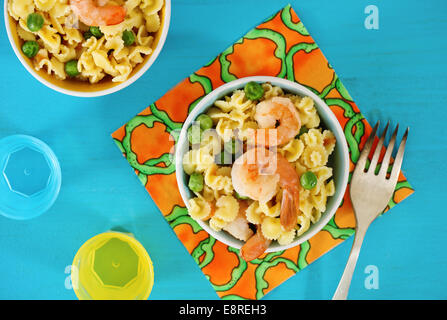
[0,135,62,220]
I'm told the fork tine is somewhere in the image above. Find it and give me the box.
[378,124,399,177]
[389,127,409,183]
[368,121,389,173]
[355,121,380,171]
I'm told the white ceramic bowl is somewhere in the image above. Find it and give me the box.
[4,0,171,97]
[176,76,350,252]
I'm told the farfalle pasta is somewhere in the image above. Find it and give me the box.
[278,229,296,246]
[34,48,66,78]
[214,195,239,222]
[188,197,211,221]
[258,197,281,218]
[182,82,337,261]
[279,138,304,162]
[245,202,264,225]
[261,217,282,240]
[7,0,164,83]
[182,148,214,175]
[209,216,228,232]
[204,164,233,195]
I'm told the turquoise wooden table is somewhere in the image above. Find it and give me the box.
[1,0,446,299]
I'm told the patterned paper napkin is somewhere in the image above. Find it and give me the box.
[112,4,414,300]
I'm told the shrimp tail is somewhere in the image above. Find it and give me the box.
[280,188,299,231]
[104,5,127,25]
[240,227,271,261]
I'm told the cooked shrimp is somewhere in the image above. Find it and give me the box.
[223,201,253,242]
[247,97,301,147]
[240,226,271,261]
[231,147,280,204]
[70,0,126,26]
[231,147,300,231]
[276,153,300,231]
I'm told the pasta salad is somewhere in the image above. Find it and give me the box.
[182,82,337,261]
[7,0,164,83]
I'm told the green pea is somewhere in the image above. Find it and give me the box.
[65,60,80,77]
[188,173,204,192]
[235,191,249,200]
[300,171,318,190]
[187,124,203,145]
[89,26,103,38]
[122,30,135,46]
[224,139,242,155]
[21,41,39,58]
[27,13,44,32]
[244,81,264,100]
[83,31,93,40]
[296,126,309,138]
[196,114,213,130]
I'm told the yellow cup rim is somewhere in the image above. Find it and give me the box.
[71,231,154,300]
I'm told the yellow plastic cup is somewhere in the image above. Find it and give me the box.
[71,231,154,300]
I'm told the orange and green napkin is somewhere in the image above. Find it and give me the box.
[112,4,414,300]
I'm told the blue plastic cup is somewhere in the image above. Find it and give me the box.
[0,135,61,220]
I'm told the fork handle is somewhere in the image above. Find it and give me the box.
[332,225,368,300]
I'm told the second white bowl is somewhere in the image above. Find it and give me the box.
[4,0,171,97]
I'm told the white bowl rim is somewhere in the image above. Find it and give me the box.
[3,0,171,98]
[175,76,350,253]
